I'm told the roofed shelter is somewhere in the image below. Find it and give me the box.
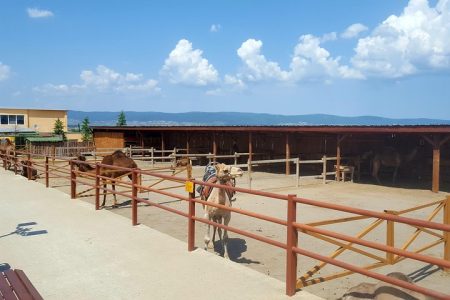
[92,125,450,193]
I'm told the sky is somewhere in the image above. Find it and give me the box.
[0,0,450,119]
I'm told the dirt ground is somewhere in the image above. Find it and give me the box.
[29,159,450,299]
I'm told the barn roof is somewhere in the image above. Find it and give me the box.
[91,125,450,134]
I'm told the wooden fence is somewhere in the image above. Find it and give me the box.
[1,150,450,299]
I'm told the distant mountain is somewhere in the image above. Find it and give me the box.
[68,111,450,127]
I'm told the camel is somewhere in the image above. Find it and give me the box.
[369,147,418,184]
[0,139,14,170]
[202,163,243,258]
[74,150,139,207]
[341,272,433,300]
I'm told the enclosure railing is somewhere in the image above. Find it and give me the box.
[1,150,450,299]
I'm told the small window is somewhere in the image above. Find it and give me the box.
[0,115,7,125]
[8,115,16,125]
[17,115,24,125]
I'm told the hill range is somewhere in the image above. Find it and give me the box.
[68,111,450,127]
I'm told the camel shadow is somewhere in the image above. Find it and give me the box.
[214,238,260,264]
[407,264,441,282]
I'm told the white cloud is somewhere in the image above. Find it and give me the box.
[351,0,450,78]
[290,34,364,80]
[27,8,54,18]
[34,65,160,94]
[210,24,221,32]
[161,39,219,86]
[341,23,369,39]
[232,36,363,84]
[236,39,289,81]
[321,32,338,42]
[0,62,11,81]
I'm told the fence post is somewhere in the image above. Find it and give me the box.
[151,147,154,167]
[70,160,76,199]
[286,194,298,296]
[296,158,300,188]
[444,196,450,271]
[247,159,252,189]
[132,170,138,226]
[234,152,238,165]
[385,210,395,264]
[208,152,212,164]
[95,164,100,210]
[322,155,327,184]
[45,156,49,188]
[188,179,196,251]
[27,154,31,181]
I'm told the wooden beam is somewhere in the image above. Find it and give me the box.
[186,133,190,154]
[212,133,217,162]
[248,132,253,163]
[286,133,290,175]
[336,135,341,181]
[432,135,440,193]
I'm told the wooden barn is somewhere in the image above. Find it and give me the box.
[92,125,450,192]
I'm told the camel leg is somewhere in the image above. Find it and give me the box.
[204,213,212,250]
[372,160,381,184]
[223,213,231,259]
[392,166,399,184]
[112,181,117,207]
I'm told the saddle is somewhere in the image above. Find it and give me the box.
[200,176,236,201]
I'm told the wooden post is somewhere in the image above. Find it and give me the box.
[386,210,395,264]
[286,194,298,296]
[161,132,165,162]
[234,152,238,166]
[186,133,190,155]
[70,160,76,199]
[248,132,253,163]
[322,155,327,184]
[432,136,440,193]
[151,147,154,167]
[444,196,450,271]
[296,158,300,188]
[213,134,217,163]
[45,156,49,188]
[336,136,341,181]
[248,159,252,189]
[286,133,290,175]
[132,170,138,226]
[188,180,196,252]
[51,145,56,165]
[95,164,100,210]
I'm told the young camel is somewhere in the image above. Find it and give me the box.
[0,139,14,170]
[203,163,243,258]
[75,150,139,207]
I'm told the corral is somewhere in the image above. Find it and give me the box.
[92,125,450,193]
[2,148,450,299]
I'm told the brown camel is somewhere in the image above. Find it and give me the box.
[0,139,14,170]
[341,272,434,299]
[203,163,243,258]
[371,147,418,184]
[75,150,138,207]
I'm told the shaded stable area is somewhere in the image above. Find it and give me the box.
[92,125,450,192]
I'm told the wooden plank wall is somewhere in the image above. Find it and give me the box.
[94,132,124,149]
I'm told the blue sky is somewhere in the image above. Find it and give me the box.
[1,0,450,118]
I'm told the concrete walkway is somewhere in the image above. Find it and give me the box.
[0,170,321,300]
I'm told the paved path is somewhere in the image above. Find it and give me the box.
[0,170,322,300]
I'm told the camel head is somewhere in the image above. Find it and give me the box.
[215,163,243,180]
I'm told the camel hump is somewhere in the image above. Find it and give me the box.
[111,150,126,158]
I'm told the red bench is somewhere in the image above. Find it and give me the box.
[0,269,43,300]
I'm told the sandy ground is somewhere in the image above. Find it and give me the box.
[26,159,450,299]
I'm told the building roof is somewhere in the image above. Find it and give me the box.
[91,125,450,134]
[0,107,68,112]
[25,136,64,143]
[0,127,36,134]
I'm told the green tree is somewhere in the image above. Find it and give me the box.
[81,117,92,142]
[117,111,127,126]
[53,118,66,141]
